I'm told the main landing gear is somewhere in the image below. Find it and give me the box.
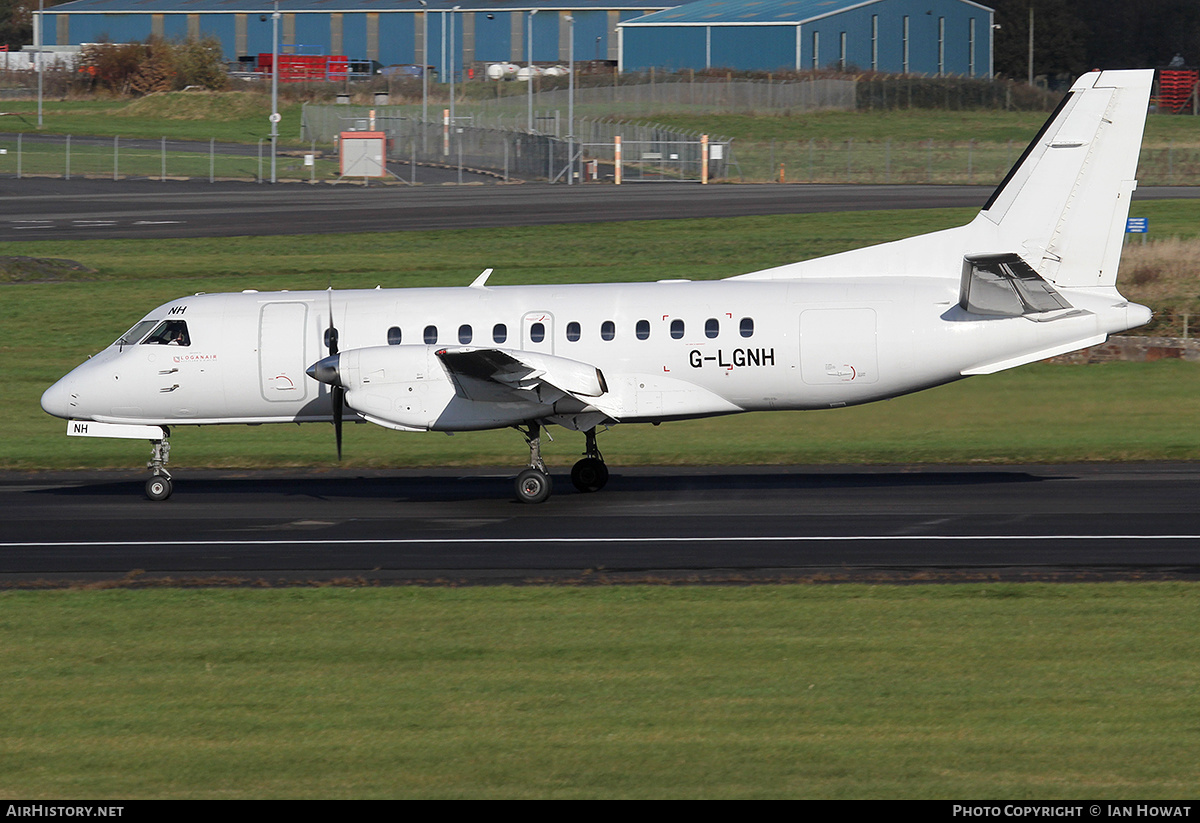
[513,424,609,504]
[571,428,609,494]
[144,430,173,501]
[515,422,553,504]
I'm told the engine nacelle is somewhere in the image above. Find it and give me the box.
[330,346,560,432]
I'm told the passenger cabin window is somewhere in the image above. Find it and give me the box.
[601,321,616,341]
[493,323,507,344]
[459,324,472,344]
[424,325,438,344]
[740,317,754,338]
[387,326,402,345]
[705,318,719,339]
[566,322,581,342]
[142,320,190,347]
[670,319,685,339]
[530,322,546,343]
[636,319,650,340]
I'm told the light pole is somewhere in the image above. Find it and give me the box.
[418,0,428,124]
[449,6,459,128]
[566,14,574,184]
[36,0,43,128]
[270,0,280,184]
[1027,3,1034,86]
[527,8,538,132]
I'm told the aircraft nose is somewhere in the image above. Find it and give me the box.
[40,378,74,419]
[306,354,341,386]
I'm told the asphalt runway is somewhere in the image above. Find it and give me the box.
[4,463,1200,586]
[3,178,1198,241]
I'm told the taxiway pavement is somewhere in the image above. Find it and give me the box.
[3,179,1197,241]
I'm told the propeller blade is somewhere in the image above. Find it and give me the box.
[327,286,342,459]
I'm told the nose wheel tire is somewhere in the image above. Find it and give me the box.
[515,469,552,504]
[145,475,173,501]
[571,457,609,493]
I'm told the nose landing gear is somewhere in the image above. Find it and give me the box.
[145,430,173,501]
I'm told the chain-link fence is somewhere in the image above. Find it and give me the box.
[727,138,1200,186]
[302,106,733,182]
[462,77,857,119]
[5,126,1196,187]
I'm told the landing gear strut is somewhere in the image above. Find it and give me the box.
[570,428,609,493]
[514,422,553,504]
[145,429,173,501]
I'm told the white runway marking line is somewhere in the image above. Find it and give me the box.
[132,220,183,225]
[5,535,1200,548]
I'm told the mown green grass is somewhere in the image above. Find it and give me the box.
[2,585,1198,799]
[6,203,1200,469]
[0,95,306,144]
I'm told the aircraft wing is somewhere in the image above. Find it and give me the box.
[435,347,614,412]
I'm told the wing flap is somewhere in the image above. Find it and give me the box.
[436,347,612,409]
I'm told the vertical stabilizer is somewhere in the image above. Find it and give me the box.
[977,69,1152,289]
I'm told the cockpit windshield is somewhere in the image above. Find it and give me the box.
[113,320,159,349]
[141,320,191,347]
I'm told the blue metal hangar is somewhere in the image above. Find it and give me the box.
[39,0,993,77]
[618,0,994,76]
[37,1,674,78]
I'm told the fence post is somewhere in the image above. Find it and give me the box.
[885,138,891,183]
[16,132,20,178]
[927,139,933,183]
[968,139,974,184]
[210,137,215,183]
[258,139,263,183]
[65,134,70,180]
[114,135,119,181]
[161,136,166,182]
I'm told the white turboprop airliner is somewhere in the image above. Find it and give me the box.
[42,69,1154,503]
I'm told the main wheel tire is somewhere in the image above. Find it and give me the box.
[570,457,609,493]
[145,475,173,501]
[515,468,553,504]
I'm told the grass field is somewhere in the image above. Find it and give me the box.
[6,202,1200,470]
[2,585,1198,799]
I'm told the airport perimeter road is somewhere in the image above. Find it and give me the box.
[4,463,1200,585]
[2,178,1197,241]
